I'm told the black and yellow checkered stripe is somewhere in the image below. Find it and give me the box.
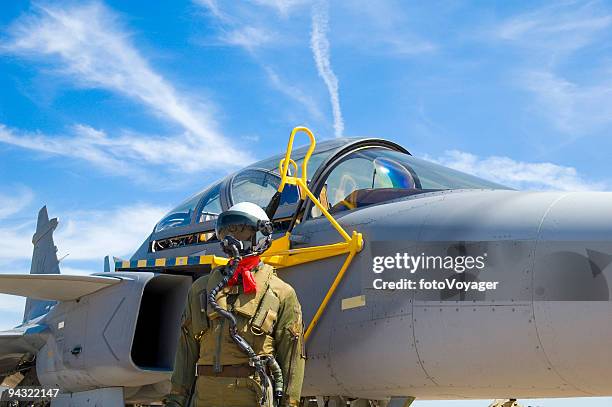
[115,254,227,271]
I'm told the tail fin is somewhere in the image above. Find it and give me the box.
[23,206,60,322]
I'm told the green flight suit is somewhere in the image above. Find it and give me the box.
[164,263,305,407]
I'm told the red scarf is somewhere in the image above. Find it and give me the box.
[227,256,260,294]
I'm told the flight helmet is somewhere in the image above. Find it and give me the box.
[215,202,274,256]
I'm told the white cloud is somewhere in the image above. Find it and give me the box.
[377,35,437,56]
[0,295,25,313]
[220,26,277,52]
[248,0,308,17]
[193,0,325,125]
[264,66,324,121]
[0,187,33,220]
[336,1,437,57]
[1,2,249,172]
[310,0,344,138]
[0,203,167,263]
[0,224,34,262]
[55,204,168,260]
[0,124,131,175]
[0,292,26,331]
[0,188,36,262]
[520,70,612,134]
[0,123,235,175]
[198,0,307,20]
[432,150,605,191]
[194,0,227,21]
[497,2,612,54]
[494,2,612,135]
[194,1,280,50]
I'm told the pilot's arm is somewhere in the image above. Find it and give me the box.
[274,286,306,407]
[164,286,199,407]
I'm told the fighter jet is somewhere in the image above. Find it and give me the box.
[2,129,612,406]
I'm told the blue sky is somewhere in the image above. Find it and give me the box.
[1,1,612,404]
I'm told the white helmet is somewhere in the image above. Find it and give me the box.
[215,202,273,254]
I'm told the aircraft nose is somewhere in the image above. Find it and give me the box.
[310,190,612,397]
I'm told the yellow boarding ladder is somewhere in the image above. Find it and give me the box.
[260,126,364,341]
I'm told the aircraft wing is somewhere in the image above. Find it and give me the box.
[0,274,123,377]
[0,274,123,301]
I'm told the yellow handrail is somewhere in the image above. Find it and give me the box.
[263,126,364,341]
[278,126,316,192]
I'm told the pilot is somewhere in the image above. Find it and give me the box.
[164,202,305,407]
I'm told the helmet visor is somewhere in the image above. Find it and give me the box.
[215,211,259,241]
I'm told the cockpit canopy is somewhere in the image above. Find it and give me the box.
[154,138,509,234]
[155,182,223,233]
[313,147,508,216]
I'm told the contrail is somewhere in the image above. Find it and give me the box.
[310,0,344,138]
